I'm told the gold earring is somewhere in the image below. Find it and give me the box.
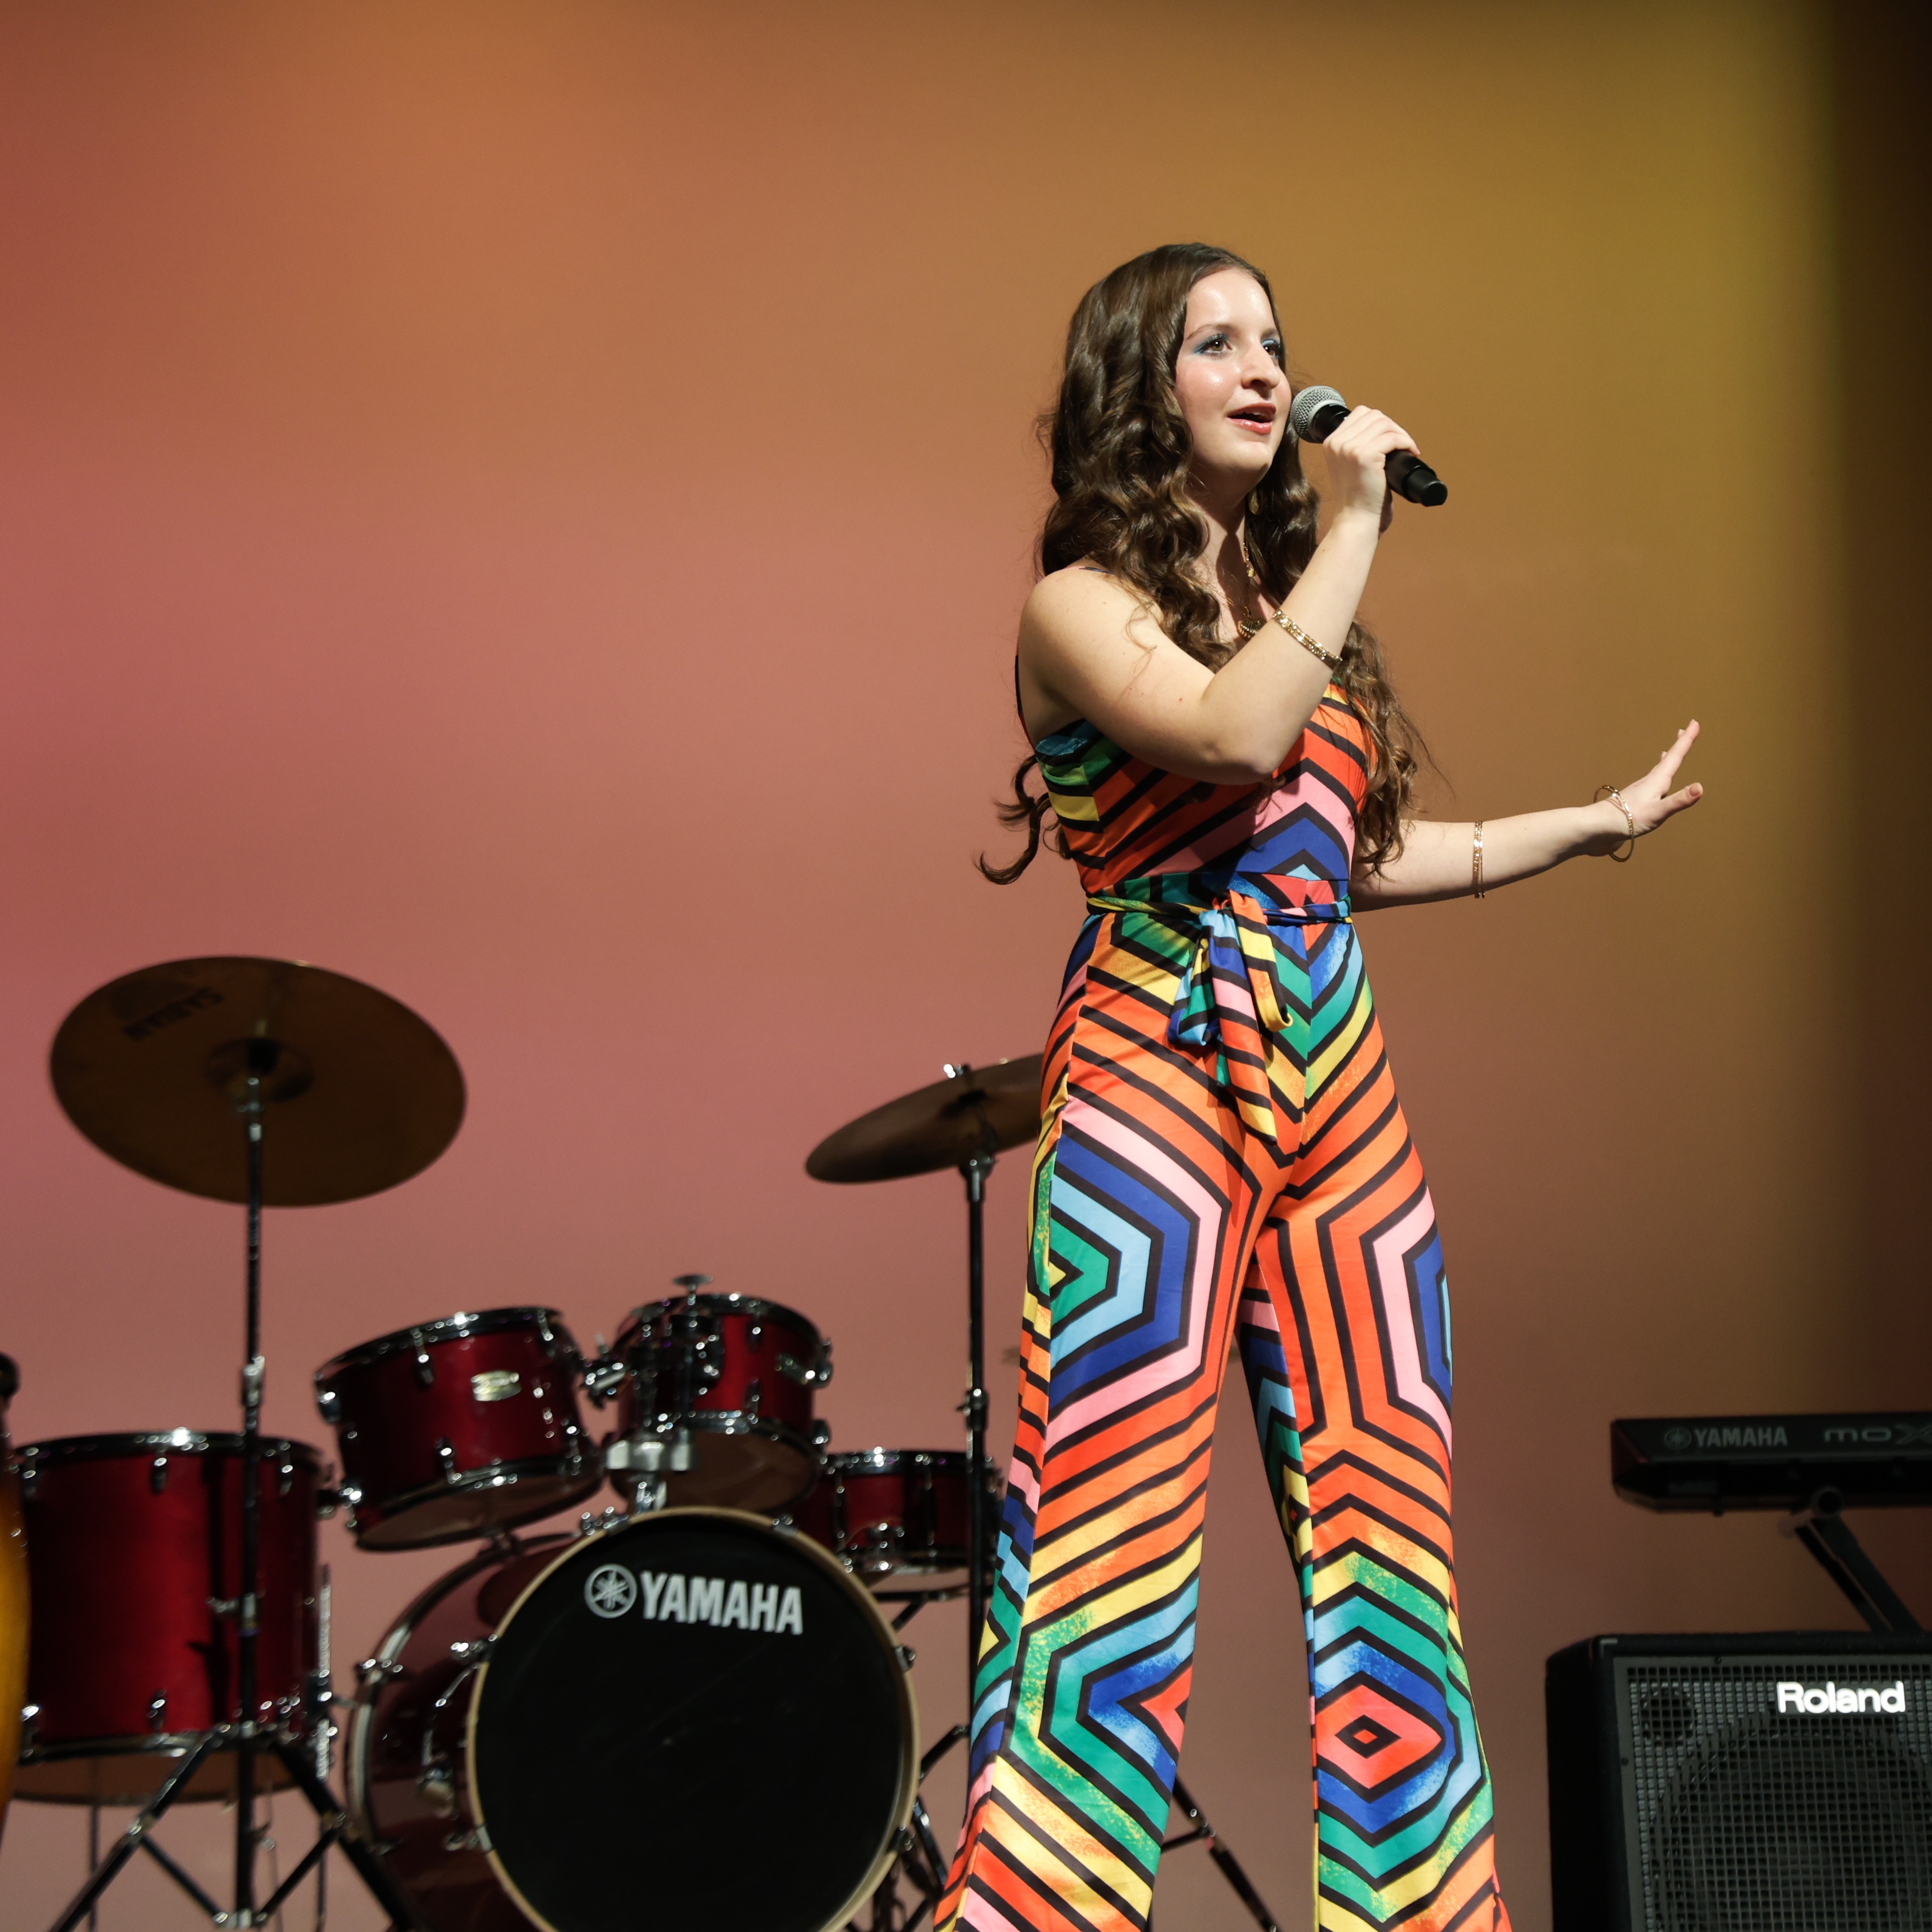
[1247,490,1262,516]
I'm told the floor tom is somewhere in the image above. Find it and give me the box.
[13,1430,321,1804]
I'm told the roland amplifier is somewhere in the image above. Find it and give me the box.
[1547,1632,1932,1931]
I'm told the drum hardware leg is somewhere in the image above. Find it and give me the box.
[256,1815,339,1924]
[855,1721,972,1932]
[139,1825,226,1917]
[909,1798,949,1897]
[856,1858,914,1932]
[268,1734,428,1932]
[1156,1776,1281,1932]
[872,1835,947,1932]
[918,1723,967,1782]
[45,1729,219,1932]
[86,1801,99,1932]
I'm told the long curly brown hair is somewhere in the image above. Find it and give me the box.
[982,242,1424,883]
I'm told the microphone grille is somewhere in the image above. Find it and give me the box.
[1288,385,1347,443]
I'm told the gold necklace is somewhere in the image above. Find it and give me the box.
[1234,529,1264,639]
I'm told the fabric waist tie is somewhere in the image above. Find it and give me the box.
[1085,886,1353,1146]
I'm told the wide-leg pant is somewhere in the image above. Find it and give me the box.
[936,913,1510,1932]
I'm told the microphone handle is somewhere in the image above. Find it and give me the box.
[1303,399,1448,507]
[1386,451,1448,508]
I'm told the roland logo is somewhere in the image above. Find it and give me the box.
[1776,1679,1907,1715]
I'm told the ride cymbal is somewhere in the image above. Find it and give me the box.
[50,957,465,1206]
[805,1056,1043,1184]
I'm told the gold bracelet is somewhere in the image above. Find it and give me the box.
[1272,606,1342,669]
[1592,785,1637,862]
[1472,821,1486,899]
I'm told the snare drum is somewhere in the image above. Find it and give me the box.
[13,1431,321,1804]
[610,1293,830,1512]
[348,1509,916,1932]
[316,1307,600,1548]
[792,1449,979,1585]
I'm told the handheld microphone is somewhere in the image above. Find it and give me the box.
[1288,385,1448,507]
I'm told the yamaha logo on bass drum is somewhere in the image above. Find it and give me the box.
[584,1562,806,1633]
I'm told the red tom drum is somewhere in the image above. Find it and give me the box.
[791,1449,979,1586]
[316,1307,600,1549]
[610,1293,829,1513]
[14,1431,321,1804]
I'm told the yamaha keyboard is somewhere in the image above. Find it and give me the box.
[1612,1411,1932,1512]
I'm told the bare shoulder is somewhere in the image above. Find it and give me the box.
[1023,563,1153,649]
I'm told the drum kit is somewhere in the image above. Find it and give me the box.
[2,956,1050,1932]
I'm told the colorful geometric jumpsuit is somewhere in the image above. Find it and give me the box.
[938,685,1510,1932]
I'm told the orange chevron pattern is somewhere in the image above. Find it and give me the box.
[939,689,1509,1932]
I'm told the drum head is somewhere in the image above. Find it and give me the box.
[470,1509,915,1932]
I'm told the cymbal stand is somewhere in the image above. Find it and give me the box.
[1156,1778,1280,1932]
[236,1057,265,1917]
[950,1065,1001,1714]
[44,1047,426,1932]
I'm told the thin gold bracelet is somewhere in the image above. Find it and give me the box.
[1472,821,1487,900]
[1592,785,1637,862]
[1272,606,1342,669]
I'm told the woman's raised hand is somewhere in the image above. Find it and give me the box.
[1318,405,1420,531]
[1588,720,1705,853]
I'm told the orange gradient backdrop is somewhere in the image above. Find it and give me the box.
[0,3,1902,1928]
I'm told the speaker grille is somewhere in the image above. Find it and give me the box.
[1621,1657,1932,1931]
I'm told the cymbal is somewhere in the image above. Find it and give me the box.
[806,1056,1044,1184]
[50,958,465,1206]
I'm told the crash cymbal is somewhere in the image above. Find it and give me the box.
[50,957,465,1206]
[806,1056,1043,1184]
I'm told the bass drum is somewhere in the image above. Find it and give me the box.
[0,1356,26,1848]
[349,1509,918,1932]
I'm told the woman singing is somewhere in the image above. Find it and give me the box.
[941,244,1702,1932]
